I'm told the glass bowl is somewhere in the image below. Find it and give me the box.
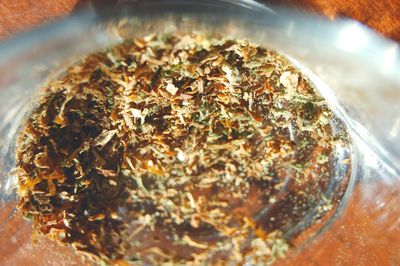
[0,0,399,265]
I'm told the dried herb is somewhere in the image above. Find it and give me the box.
[15,33,351,265]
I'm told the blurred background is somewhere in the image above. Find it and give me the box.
[0,1,399,265]
[0,0,399,42]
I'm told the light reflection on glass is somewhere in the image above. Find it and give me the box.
[336,23,368,53]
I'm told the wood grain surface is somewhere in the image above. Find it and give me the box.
[0,0,79,39]
[0,0,399,265]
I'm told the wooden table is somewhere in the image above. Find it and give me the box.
[0,1,399,265]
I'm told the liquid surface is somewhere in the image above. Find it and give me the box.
[14,34,351,264]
